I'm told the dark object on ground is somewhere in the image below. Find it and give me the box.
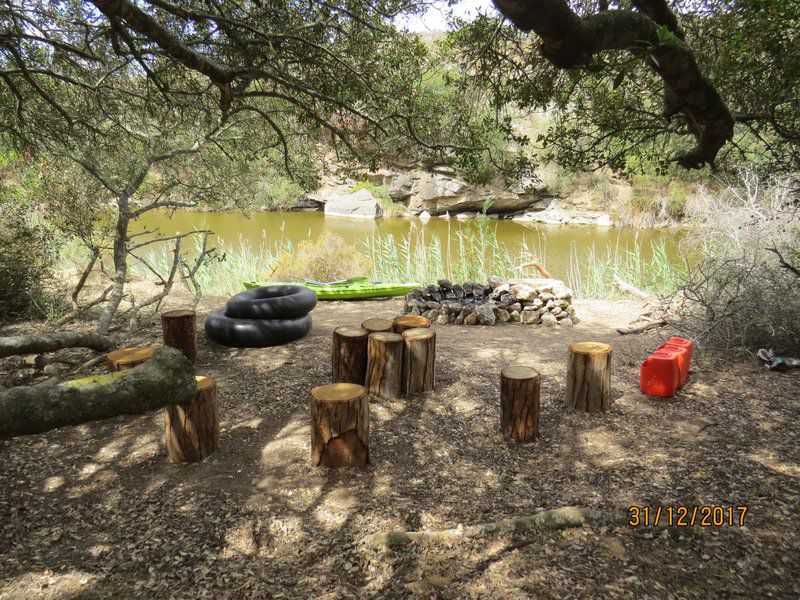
[205,310,312,347]
[757,348,800,371]
[225,285,317,320]
[205,285,316,348]
[0,347,196,438]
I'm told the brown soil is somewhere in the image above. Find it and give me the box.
[1,296,799,598]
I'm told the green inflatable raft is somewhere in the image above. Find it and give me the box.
[243,276,421,300]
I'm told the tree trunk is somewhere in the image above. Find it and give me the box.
[0,347,196,438]
[565,342,612,413]
[161,309,197,363]
[165,375,219,462]
[366,332,404,399]
[107,347,155,371]
[0,331,114,358]
[361,318,393,334]
[393,315,431,334]
[332,326,369,384]
[501,366,540,442]
[402,328,435,394]
[97,203,130,334]
[310,383,369,467]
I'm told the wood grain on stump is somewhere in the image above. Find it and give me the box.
[565,342,612,413]
[366,332,404,399]
[165,375,220,463]
[402,328,435,394]
[161,309,197,363]
[106,346,155,372]
[310,383,369,467]
[393,315,431,334]
[501,366,540,442]
[332,326,369,384]
[361,318,394,334]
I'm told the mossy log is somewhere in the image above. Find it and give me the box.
[161,309,197,363]
[0,347,196,438]
[165,375,219,463]
[0,331,114,358]
[332,326,369,384]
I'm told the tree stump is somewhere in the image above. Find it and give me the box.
[501,366,540,442]
[366,332,404,399]
[107,347,155,372]
[161,309,197,363]
[332,326,369,384]
[361,318,393,334]
[393,315,431,334]
[402,328,435,394]
[165,375,220,463]
[310,383,369,467]
[565,342,612,413]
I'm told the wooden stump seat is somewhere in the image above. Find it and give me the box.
[310,383,369,467]
[361,318,394,334]
[393,315,431,334]
[366,332,404,399]
[165,375,220,463]
[106,347,155,372]
[402,327,436,394]
[161,309,197,363]
[565,342,612,413]
[501,366,540,442]
[332,326,369,384]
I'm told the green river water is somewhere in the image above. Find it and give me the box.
[137,209,689,284]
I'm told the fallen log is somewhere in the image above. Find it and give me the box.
[612,275,657,302]
[616,319,667,335]
[0,347,196,438]
[0,331,115,359]
[364,506,622,548]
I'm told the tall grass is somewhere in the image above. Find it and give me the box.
[567,236,686,299]
[136,221,687,300]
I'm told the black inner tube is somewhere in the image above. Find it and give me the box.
[205,310,312,347]
[225,285,317,320]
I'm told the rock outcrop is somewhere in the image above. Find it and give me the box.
[322,188,384,219]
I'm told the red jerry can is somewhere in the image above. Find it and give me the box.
[640,349,680,398]
[666,337,693,363]
[659,343,690,388]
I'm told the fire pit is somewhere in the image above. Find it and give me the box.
[402,277,576,326]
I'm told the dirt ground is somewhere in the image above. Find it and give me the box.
[1,295,799,599]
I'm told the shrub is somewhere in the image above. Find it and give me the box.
[271,233,372,282]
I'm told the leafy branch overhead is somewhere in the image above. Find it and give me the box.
[491,0,734,169]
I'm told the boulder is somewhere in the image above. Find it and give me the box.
[496,308,511,323]
[324,188,384,218]
[464,313,478,325]
[560,318,574,327]
[510,284,537,302]
[541,313,558,327]
[475,304,496,325]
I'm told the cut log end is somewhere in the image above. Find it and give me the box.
[565,341,612,413]
[107,346,155,372]
[501,366,540,442]
[393,315,431,333]
[310,383,369,468]
[332,327,369,384]
[165,374,219,463]
[361,318,393,334]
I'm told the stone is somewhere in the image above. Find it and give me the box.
[500,293,516,305]
[496,308,510,323]
[404,300,421,312]
[509,284,536,301]
[423,309,439,320]
[596,213,614,227]
[431,292,443,302]
[438,279,453,289]
[555,291,573,300]
[425,284,439,294]
[475,304,496,325]
[452,284,464,299]
[409,308,421,316]
[464,313,478,325]
[531,298,544,309]
[541,313,558,327]
[556,299,570,310]
[508,302,522,313]
[560,317,574,327]
[455,313,465,325]
[473,286,485,300]
[487,276,505,289]
[509,310,521,322]
[323,188,384,218]
[567,306,576,316]
[424,300,441,310]
[539,292,554,303]
[546,299,555,309]
[551,307,563,317]
[521,310,541,325]
[436,314,449,325]
[419,210,431,220]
